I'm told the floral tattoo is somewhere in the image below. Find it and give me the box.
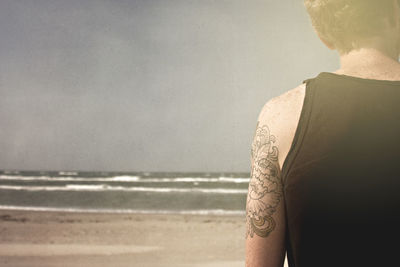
[246,121,283,239]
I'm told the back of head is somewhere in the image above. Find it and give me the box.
[304,0,399,54]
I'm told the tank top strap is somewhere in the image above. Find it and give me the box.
[281,77,317,185]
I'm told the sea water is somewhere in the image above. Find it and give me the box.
[0,170,249,215]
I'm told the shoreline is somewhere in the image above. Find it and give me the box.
[0,209,246,267]
[0,205,245,216]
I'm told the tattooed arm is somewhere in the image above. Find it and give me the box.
[245,85,305,267]
[245,102,287,267]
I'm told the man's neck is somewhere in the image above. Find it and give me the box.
[335,48,400,80]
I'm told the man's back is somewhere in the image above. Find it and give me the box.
[278,72,400,266]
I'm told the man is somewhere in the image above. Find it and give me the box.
[245,1,400,266]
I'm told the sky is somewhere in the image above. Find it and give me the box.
[0,0,338,173]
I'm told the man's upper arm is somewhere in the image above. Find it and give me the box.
[245,98,287,267]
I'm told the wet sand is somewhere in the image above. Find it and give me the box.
[0,209,246,267]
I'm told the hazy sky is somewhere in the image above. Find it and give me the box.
[0,0,338,172]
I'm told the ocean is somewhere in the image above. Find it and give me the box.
[0,170,249,216]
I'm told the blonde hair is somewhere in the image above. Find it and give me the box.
[304,0,396,54]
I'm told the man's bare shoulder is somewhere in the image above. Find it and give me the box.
[256,84,306,167]
[258,84,306,124]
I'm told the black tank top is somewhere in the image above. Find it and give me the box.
[282,72,400,267]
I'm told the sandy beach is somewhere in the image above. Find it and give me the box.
[0,209,246,267]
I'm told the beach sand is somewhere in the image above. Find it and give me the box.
[0,209,247,267]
